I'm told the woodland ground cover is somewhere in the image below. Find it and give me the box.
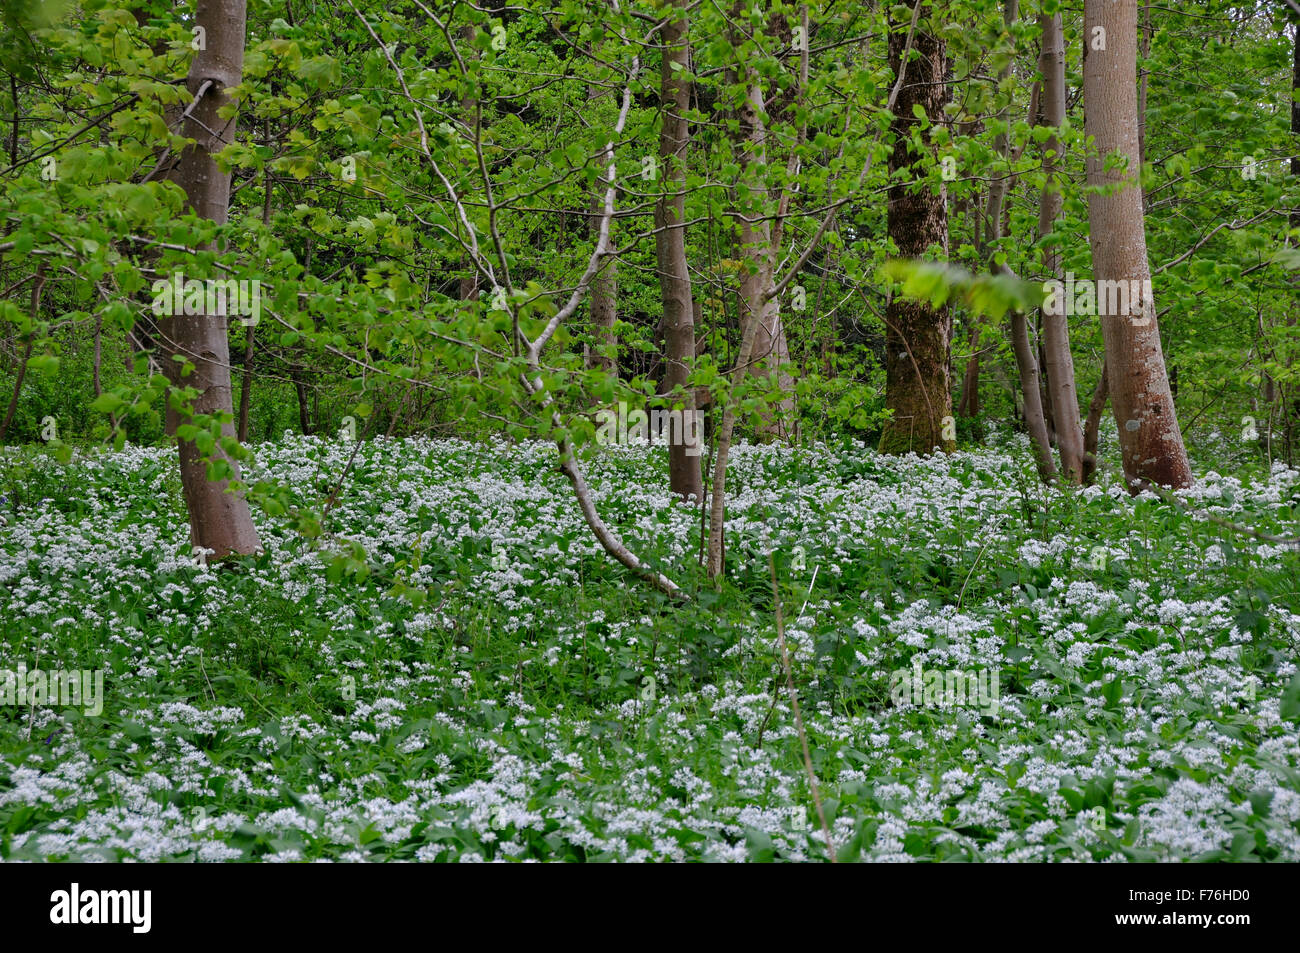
[0,427,1298,862]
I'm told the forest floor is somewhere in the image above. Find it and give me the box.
[1,427,1299,861]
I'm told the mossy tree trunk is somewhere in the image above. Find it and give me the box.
[879,4,954,456]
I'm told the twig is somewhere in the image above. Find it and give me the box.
[141,80,214,183]
[322,413,376,525]
[958,518,1005,609]
[797,563,819,621]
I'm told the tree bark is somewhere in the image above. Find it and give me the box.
[238,145,273,445]
[294,370,311,435]
[1083,0,1192,490]
[654,0,703,502]
[0,339,31,443]
[705,271,764,580]
[157,0,261,557]
[747,5,799,440]
[985,0,1054,480]
[1082,360,1108,484]
[1293,9,1300,218]
[1281,5,1300,462]
[706,29,776,578]
[237,324,254,443]
[879,4,954,456]
[1289,11,1299,456]
[8,76,17,168]
[1037,11,1085,483]
[1037,332,1056,444]
[92,312,103,398]
[1010,304,1057,481]
[748,293,795,439]
[956,322,980,418]
[0,270,43,443]
[588,192,618,376]
[1137,2,1151,182]
[458,23,480,304]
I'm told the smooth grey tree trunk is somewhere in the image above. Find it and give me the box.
[706,57,773,579]
[588,192,618,377]
[1037,11,1085,483]
[654,0,703,502]
[986,0,1054,481]
[158,0,261,557]
[1083,0,1192,490]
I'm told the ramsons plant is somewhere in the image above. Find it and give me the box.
[1,434,1297,861]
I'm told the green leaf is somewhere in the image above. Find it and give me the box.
[89,392,126,414]
[1281,673,1300,722]
[298,55,341,87]
[26,354,59,375]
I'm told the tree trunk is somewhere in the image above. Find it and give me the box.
[238,148,273,445]
[0,271,42,443]
[706,38,775,578]
[1138,2,1151,188]
[8,76,17,167]
[458,23,480,304]
[1082,361,1108,484]
[294,371,311,435]
[705,273,764,580]
[985,0,1053,480]
[0,339,31,443]
[747,5,799,440]
[1288,10,1299,459]
[879,4,954,456]
[1010,305,1057,481]
[237,324,254,443]
[655,0,703,502]
[1282,4,1300,463]
[584,73,617,378]
[1037,11,1085,483]
[93,309,119,434]
[1293,8,1300,221]
[157,0,261,558]
[588,192,618,377]
[1083,0,1192,490]
[957,322,980,418]
[748,294,795,440]
[1037,331,1056,444]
